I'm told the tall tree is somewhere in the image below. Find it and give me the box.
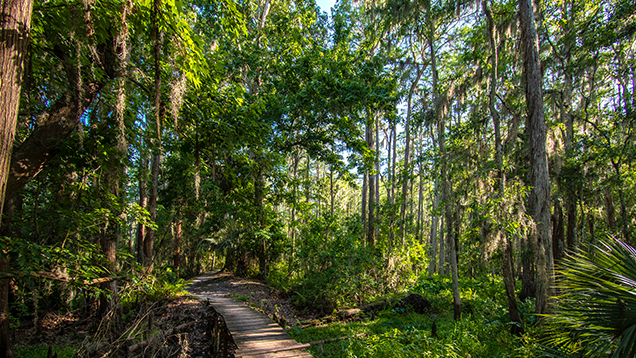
[143,0,164,272]
[519,0,553,315]
[482,0,523,334]
[0,0,33,355]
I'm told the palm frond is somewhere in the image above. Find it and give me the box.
[545,237,636,358]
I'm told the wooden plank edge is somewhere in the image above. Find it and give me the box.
[235,343,311,357]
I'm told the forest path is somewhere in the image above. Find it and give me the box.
[186,271,313,358]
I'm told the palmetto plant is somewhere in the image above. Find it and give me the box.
[546,237,636,357]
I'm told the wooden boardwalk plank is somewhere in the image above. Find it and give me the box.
[186,273,312,358]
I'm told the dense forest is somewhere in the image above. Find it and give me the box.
[1,0,635,356]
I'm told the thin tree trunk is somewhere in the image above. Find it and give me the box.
[389,123,396,252]
[519,0,553,315]
[399,66,422,244]
[136,157,147,263]
[361,169,368,244]
[375,114,380,239]
[438,215,445,275]
[447,199,461,320]
[144,0,163,273]
[315,161,320,220]
[416,128,424,244]
[291,155,299,256]
[565,194,577,249]
[144,151,159,271]
[619,187,629,241]
[367,112,376,247]
[552,201,565,263]
[330,167,334,217]
[174,220,181,277]
[604,188,616,232]
[428,180,439,276]
[254,161,267,277]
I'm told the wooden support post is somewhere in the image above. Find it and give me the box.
[222,328,228,358]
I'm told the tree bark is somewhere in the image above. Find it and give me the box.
[136,157,147,263]
[291,155,299,255]
[361,167,367,243]
[604,188,616,232]
[143,0,163,272]
[519,0,553,315]
[483,0,524,333]
[428,177,439,276]
[399,66,422,245]
[0,0,33,354]
[438,215,445,275]
[0,0,32,216]
[367,111,376,247]
[144,150,159,272]
[389,123,396,253]
[174,220,181,276]
[552,200,565,263]
[416,129,424,245]
[447,201,461,320]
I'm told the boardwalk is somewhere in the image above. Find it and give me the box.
[187,273,313,358]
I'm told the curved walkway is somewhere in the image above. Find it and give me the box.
[186,272,313,358]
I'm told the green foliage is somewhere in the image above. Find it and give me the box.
[289,275,541,358]
[14,344,76,358]
[120,268,187,306]
[544,237,636,357]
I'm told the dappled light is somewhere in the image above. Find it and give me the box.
[0,0,634,356]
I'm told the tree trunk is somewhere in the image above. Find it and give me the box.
[144,151,159,272]
[0,0,32,217]
[619,187,629,241]
[399,66,422,244]
[447,201,461,320]
[552,201,565,264]
[330,167,334,217]
[375,115,380,239]
[604,188,616,232]
[438,215,445,275]
[416,129,424,245]
[565,194,577,250]
[174,220,181,276]
[428,179,439,276]
[253,160,267,277]
[483,0,524,333]
[519,236,536,300]
[136,157,147,263]
[0,1,33,355]
[291,155,299,255]
[315,161,320,219]
[367,112,376,247]
[144,0,163,273]
[389,124,396,253]
[519,0,553,315]
[361,167,367,243]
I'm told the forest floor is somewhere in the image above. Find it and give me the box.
[12,270,312,357]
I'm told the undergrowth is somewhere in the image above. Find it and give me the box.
[288,275,541,358]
